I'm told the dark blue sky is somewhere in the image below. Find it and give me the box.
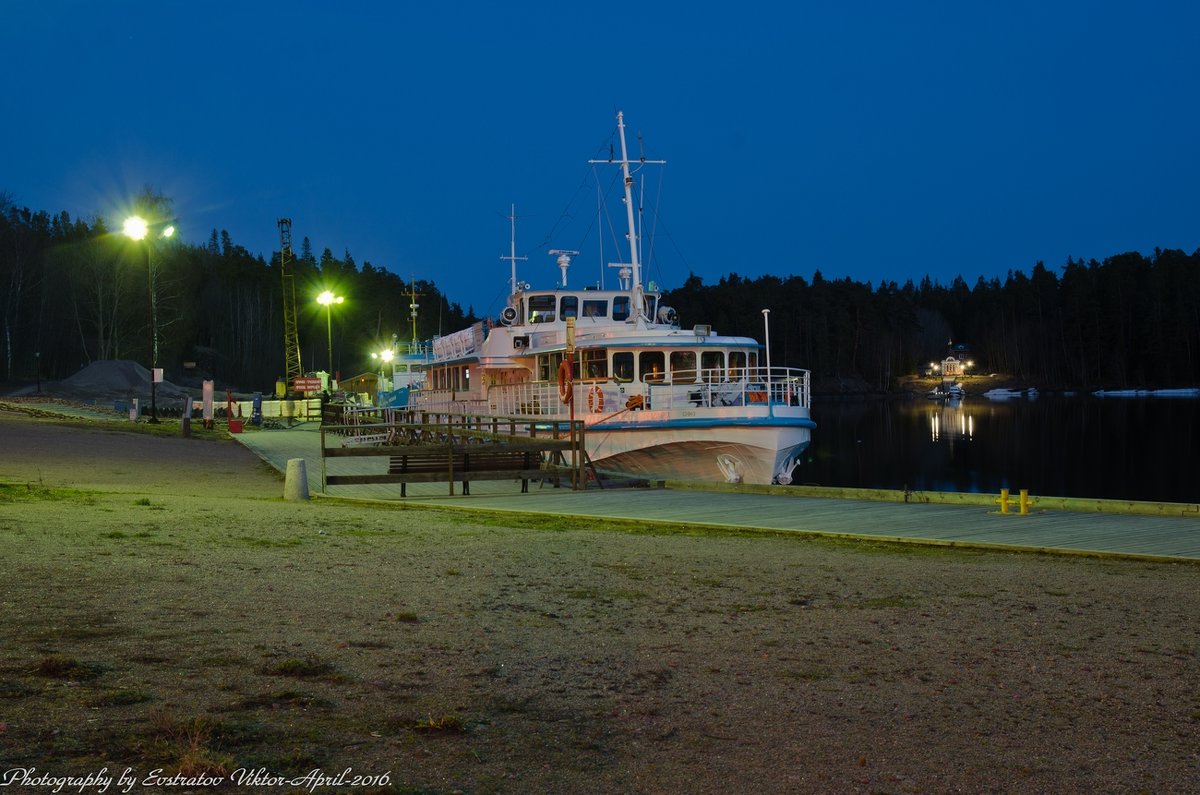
[4,2,1198,317]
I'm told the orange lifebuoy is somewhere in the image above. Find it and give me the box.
[556,361,573,404]
[587,385,605,413]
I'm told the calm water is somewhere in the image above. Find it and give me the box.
[796,394,1200,504]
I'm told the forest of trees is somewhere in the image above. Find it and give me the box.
[0,191,477,391]
[2,190,1197,393]
[663,250,1200,391]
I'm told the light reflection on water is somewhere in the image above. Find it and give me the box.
[795,394,1200,503]
[928,400,974,444]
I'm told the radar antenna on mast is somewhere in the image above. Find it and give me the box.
[548,249,579,288]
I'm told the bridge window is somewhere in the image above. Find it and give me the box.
[613,296,631,321]
[730,351,747,379]
[582,299,607,319]
[538,352,571,381]
[639,351,666,383]
[670,351,697,383]
[581,349,607,380]
[612,352,633,382]
[528,294,556,323]
[559,295,578,320]
[701,351,725,382]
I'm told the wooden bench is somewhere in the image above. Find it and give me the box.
[324,444,561,496]
[388,449,543,495]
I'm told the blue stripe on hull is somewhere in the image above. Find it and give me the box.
[592,416,818,432]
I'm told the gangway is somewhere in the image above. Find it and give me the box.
[319,410,587,496]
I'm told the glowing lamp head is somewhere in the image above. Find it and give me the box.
[380,349,394,363]
[123,216,149,241]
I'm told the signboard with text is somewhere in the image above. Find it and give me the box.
[294,377,322,393]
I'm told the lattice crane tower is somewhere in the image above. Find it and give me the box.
[278,218,302,389]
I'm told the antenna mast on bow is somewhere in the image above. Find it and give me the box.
[589,111,665,321]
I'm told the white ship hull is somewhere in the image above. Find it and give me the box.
[584,422,811,484]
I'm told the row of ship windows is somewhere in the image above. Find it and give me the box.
[427,348,761,391]
[523,293,655,323]
[539,349,760,383]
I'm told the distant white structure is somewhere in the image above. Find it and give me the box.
[937,340,972,389]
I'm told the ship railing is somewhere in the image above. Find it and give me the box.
[747,367,811,409]
[430,322,485,362]
[408,388,481,415]
[483,366,811,418]
[404,340,433,358]
[488,382,564,417]
[645,367,810,411]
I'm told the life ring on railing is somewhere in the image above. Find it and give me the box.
[587,385,605,413]
[556,360,573,405]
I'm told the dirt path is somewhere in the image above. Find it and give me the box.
[1,412,1198,793]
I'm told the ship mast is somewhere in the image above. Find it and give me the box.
[501,203,527,297]
[590,111,665,321]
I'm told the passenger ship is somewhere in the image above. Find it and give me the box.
[410,112,815,485]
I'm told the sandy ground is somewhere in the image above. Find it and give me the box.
[1,410,1198,794]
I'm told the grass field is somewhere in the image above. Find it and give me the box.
[1,413,1198,793]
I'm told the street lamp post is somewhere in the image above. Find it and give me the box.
[316,291,344,386]
[761,308,772,374]
[124,216,174,423]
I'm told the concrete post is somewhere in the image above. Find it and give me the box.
[284,458,310,500]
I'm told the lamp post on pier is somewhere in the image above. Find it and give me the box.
[123,216,175,423]
[316,291,344,386]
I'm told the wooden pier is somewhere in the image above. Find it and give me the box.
[235,424,1200,562]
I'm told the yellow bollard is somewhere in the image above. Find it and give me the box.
[1019,488,1030,515]
[998,487,1010,514]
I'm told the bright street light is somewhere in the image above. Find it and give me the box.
[123,216,148,240]
[317,291,345,381]
[371,347,396,393]
[124,215,176,423]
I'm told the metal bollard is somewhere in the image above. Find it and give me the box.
[997,487,1031,515]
